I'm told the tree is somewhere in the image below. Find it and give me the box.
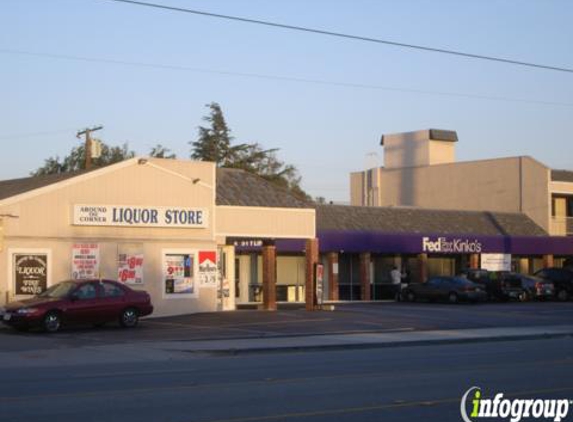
[190,102,237,166]
[33,157,66,176]
[190,103,311,200]
[149,144,176,159]
[32,142,135,176]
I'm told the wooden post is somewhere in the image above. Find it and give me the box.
[418,253,428,283]
[327,252,339,301]
[262,245,277,311]
[360,252,371,301]
[305,238,319,311]
[470,254,480,269]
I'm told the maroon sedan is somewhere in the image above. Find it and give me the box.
[1,279,153,333]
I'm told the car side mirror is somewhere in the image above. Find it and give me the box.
[69,293,79,302]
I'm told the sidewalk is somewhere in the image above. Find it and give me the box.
[2,324,572,368]
[152,324,573,354]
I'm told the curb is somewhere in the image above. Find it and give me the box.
[180,331,573,356]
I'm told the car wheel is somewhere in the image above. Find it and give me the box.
[119,308,139,328]
[448,292,458,304]
[43,311,61,333]
[557,289,569,302]
[406,291,416,302]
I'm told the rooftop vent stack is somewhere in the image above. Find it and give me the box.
[380,129,458,170]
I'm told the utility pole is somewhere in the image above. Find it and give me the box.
[76,126,103,170]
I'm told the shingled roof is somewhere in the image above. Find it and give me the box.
[316,205,547,237]
[216,168,311,208]
[0,166,312,209]
[0,171,84,201]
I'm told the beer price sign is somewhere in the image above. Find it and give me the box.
[13,254,48,295]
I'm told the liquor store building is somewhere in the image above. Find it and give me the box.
[0,158,317,317]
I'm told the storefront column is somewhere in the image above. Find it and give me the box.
[327,252,339,301]
[418,253,428,283]
[543,254,554,268]
[305,238,319,311]
[262,245,277,311]
[469,254,480,269]
[360,252,371,301]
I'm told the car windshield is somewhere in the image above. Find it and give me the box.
[38,281,77,298]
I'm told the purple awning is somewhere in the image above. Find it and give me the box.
[270,231,573,255]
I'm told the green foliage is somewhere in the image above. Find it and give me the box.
[190,102,235,165]
[32,142,135,176]
[149,144,176,159]
[190,103,310,200]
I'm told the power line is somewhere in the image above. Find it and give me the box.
[0,128,75,140]
[2,48,572,108]
[101,0,573,74]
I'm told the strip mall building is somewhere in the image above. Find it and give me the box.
[1,140,572,315]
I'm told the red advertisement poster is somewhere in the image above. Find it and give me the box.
[199,251,217,287]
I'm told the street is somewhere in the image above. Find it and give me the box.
[1,336,572,422]
[1,302,573,422]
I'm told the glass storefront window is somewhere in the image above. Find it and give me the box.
[338,254,361,301]
[163,253,197,297]
[427,256,456,278]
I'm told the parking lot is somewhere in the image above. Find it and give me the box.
[1,301,572,352]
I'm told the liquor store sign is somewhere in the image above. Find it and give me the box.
[73,205,209,229]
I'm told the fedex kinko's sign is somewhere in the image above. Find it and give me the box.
[73,205,209,229]
[422,236,483,254]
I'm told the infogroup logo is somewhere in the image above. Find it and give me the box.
[461,387,571,422]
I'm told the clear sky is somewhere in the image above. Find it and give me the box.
[2,0,572,202]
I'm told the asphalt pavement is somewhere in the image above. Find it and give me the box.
[0,301,572,366]
[2,337,572,422]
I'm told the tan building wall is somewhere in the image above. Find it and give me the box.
[550,181,573,196]
[216,206,315,239]
[0,159,216,242]
[351,156,552,232]
[520,157,551,234]
[350,172,364,206]
[384,131,431,169]
[428,141,456,166]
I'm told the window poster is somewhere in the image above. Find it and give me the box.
[13,253,48,295]
[118,254,144,285]
[72,243,100,280]
[164,253,197,297]
[481,254,512,272]
[199,251,218,288]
